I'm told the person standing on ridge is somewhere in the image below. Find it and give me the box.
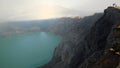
[113,3,117,7]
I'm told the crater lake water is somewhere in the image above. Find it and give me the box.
[0,32,61,68]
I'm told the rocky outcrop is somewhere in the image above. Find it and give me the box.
[78,7,120,68]
[39,7,120,68]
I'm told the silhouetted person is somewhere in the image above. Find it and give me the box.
[113,3,117,7]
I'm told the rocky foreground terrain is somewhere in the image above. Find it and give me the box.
[39,7,120,68]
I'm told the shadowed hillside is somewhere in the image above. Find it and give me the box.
[39,7,120,68]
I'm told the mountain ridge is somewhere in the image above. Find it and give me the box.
[39,7,120,68]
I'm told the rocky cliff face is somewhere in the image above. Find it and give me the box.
[39,7,120,68]
[78,7,120,68]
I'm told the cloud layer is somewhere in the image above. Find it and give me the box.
[0,0,120,22]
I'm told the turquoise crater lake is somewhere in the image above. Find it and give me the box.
[0,32,61,68]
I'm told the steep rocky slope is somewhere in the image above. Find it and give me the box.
[79,7,120,68]
[39,7,120,68]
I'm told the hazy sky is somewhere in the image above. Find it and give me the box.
[0,0,120,22]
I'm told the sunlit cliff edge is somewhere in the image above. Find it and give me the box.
[39,6,120,68]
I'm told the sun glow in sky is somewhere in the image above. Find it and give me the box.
[0,0,120,22]
[40,4,58,19]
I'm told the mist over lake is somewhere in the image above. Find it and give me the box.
[0,32,61,68]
